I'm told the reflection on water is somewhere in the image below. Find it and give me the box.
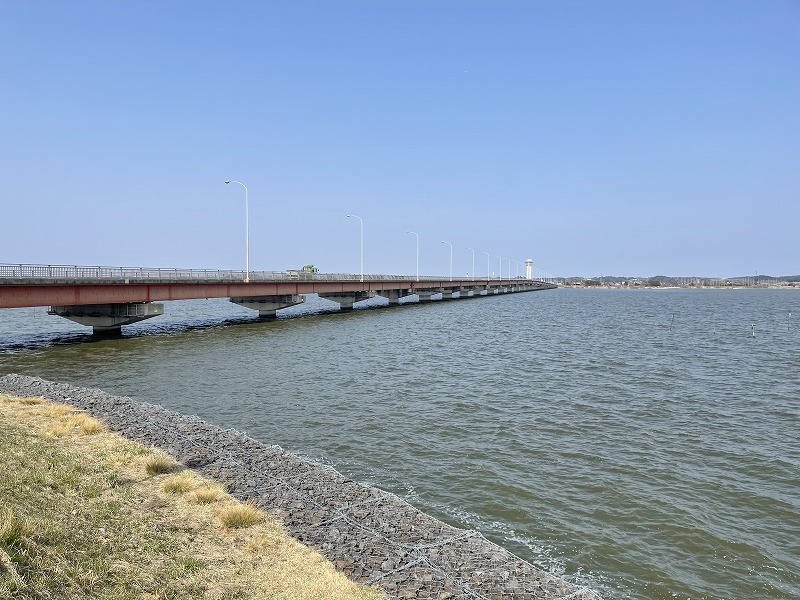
[1,289,799,599]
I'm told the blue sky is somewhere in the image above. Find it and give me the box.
[1,1,797,278]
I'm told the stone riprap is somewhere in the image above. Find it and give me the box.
[0,374,596,600]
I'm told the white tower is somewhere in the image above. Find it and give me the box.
[525,258,533,280]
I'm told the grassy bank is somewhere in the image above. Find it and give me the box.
[0,393,385,600]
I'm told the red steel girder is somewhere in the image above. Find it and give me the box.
[0,279,516,309]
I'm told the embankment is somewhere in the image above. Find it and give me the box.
[0,374,596,600]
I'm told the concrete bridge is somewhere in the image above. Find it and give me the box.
[0,264,558,335]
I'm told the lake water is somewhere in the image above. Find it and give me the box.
[1,288,798,599]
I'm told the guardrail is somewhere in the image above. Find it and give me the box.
[0,263,547,284]
[1,264,273,281]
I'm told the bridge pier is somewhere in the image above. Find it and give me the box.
[378,289,410,306]
[445,287,468,300]
[230,295,305,320]
[415,289,437,303]
[48,302,164,336]
[319,291,374,311]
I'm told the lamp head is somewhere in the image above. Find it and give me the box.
[224,180,231,184]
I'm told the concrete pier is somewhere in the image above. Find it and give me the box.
[415,289,437,303]
[378,289,407,306]
[48,302,164,336]
[230,295,305,319]
[319,291,374,311]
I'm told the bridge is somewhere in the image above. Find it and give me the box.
[0,264,558,335]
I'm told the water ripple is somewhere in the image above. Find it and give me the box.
[1,289,799,599]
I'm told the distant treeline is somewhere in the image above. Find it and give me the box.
[562,274,800,286]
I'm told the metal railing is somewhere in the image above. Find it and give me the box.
[1,263,264,281]
[0,263,556,285]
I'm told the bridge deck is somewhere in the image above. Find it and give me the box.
[1,264,555,309]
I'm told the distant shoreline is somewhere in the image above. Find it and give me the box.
[561,285,799,291]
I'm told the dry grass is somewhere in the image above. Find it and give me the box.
[0,393,385,600]
[162,472,197,494]
[192,484,225,505]
[144,454,179,476]
[37,401,74,417]
[45,412,106,437]
[19,396,44,405]
[217,501,264,529]
[0,507,34,548]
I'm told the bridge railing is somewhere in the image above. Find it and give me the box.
[0,264,253,281]
[0,263,553,285]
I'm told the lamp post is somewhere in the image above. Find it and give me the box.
[441,240,452,281]
[346,214,363,282]
[497,256,502,281]
[224,180,249,282]
[507,258,511,281]
[481,251,490,279]
[466,247,475,278]
[406,231,419,281]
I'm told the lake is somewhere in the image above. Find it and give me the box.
[1,288,798,599]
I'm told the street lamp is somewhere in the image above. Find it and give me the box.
[347,214,363,282]
[497,256,502,281]
[481,251,490,280]
[466,247,475,278]
[224,180,249,282]
[441,240,452,281]
[407,231,419,281]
